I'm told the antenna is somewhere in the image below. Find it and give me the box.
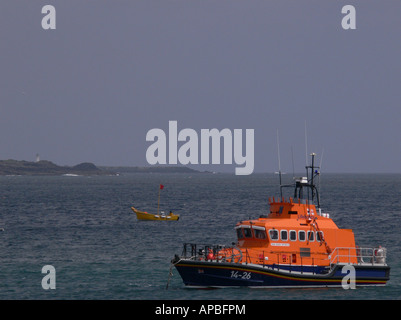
[304,121,308,166]
[291,146,295,179]
[318,148,324,206]
[276,130,283,198]
[276,129,281,173]
[319,148,324,169]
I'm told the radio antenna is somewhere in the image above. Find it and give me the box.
[319,148,324,169]
[277,129,281,174]
[276,129,283,198]
[291,146,295,179]
[318,148,324,205]
[304,121,308,166]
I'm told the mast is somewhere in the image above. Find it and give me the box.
[276,148,321,208]
[157,184,164,215]
[305,152,320,208]
[309,152,315,200]
[157,187,161,215]
[286,152,321,208]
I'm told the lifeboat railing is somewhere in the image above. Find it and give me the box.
[328,246,387,267]
[180,244,387,274]
[180,243,328,273]
[181,243,243,263]
[180,243,331,275]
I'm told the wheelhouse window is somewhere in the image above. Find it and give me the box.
[307,231,315,242]
[280,230,288,241]
[299,230,306,242]
[236,228,244,239]
[316,231,324,242]
[236,225,266,240]
[254,229,267,239]
[289,230,297,241]
[243,228,252,238]
[269,229,279,241]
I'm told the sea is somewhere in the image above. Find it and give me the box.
[0,173,400,302]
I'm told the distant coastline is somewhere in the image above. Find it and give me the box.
[99,165,202,174]
[0,159,202,176]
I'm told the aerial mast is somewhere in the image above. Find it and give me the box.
[305,152,320,208]
[276,130,283,198]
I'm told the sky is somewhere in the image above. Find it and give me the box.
[0,1,400,173]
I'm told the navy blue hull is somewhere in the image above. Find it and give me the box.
[174,260,390,288]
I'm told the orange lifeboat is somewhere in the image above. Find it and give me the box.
[172,153,390,288]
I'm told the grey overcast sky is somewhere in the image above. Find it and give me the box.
[0,1,400,173]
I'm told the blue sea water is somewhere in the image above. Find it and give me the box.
[0,173,400,300]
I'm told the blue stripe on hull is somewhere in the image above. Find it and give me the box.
[175,261,390,288]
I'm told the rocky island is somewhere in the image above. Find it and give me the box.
[0,159,202,176]
[0,159,111,176]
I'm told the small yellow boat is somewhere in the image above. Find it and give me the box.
[131,206,180,221]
